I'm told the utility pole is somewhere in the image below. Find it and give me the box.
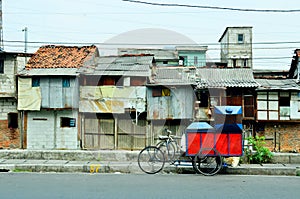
[22,27,28,53]
[22,27,28,63]
[0,0,4,50]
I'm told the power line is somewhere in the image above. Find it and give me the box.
[123,0,300,13]
[3,39,300,46]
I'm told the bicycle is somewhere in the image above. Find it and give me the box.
[138,128,223,175]
[155,128,182,162]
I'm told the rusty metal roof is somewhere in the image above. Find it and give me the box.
[196,68,259,88]
[150,67,196,85]
[79,55,154,77]
[25,45,98,69]
[256,79,300,90]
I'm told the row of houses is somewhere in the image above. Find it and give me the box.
[0,27,300,152]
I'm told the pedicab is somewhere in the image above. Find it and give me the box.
[138,106,243,176]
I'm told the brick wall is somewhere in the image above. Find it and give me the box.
[258,123,300,153]
[0,120,20,149]
[0,98,19,149]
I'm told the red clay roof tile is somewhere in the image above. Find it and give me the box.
[26,45,97,69]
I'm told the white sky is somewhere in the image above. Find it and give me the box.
[3,0,299,70]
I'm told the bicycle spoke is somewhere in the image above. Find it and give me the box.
[138,146,165,174]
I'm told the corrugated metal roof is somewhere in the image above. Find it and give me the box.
[256,79,300,90]
[196,68,259,88]
[118,48,178,60]
[150,67,196,85]
[79,55,153,77]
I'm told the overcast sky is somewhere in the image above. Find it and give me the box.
[3,0,299,70]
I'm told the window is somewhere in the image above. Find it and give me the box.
[194,56,198,66]
[244,95,254,118]
[152,87,171,97]
[180,56,188,66]
[279,92,290,119]
[0,60,4,74]
[32,77,40,87]
[238,34,244,43]
[198,91,208,107]
[8,113,18,128]
[232,59,237,67]
[62,77,70,87]
[243,59,248,67]
[61,117,76,127]
[163,61,168,65]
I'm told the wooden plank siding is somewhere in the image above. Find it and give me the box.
[117,118,147,150]
[83,116,147,150]
[84,118,114,149]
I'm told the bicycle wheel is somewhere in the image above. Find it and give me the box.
[138,146,165,174]
[157,141,176,162]
[192,148,223,176]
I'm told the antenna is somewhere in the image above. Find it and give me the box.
[0,0,4,50]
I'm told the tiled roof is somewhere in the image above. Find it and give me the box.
[196,68,259,88]
[256,79,300,90]
[25,45,98,69]
[79,55,154,77]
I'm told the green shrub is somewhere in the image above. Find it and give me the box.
[244,135,273,164]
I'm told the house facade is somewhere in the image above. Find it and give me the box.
[254,79,300,152]
[17,45,99,149]
[219,26,253,68]
[0,52,31,149]
[118,45,208,67]
[78,54,154,150]
[194,68,259,139]
[147,66,197,145]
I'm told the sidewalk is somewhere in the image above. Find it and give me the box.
[0,149,299,176]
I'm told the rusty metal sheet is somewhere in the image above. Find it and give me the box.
[79,100,125,113]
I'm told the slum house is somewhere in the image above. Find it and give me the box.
[194,68,259,137]
[118,45,208,68]
[255,79,300,152]
[78,54,155,150]
[118,48,179,66]
[0,51,31,148]
[252,48,300,152]
[17,45,99,149]
[147,66,196,145]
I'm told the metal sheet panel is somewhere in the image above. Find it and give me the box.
[80,86,147,113]
[50,78,63,108]
[80,100,125,113]
[147,86,194,120]
[40,78,50,108]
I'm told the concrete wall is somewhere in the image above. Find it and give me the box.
[220,27,253,68]
[27,110,78,149]
[0,55,17,97]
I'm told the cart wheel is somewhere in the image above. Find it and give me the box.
[138,146,165,174]
[192,148,223,176]
[157,141,176,162]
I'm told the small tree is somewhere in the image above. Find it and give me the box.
[244,135,273,164]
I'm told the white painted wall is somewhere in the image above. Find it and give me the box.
[27,110,55,149]
[27,110,78,149]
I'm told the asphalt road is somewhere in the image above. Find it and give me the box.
[0,173,299,199]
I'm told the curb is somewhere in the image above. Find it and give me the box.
[1,162,299,176]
